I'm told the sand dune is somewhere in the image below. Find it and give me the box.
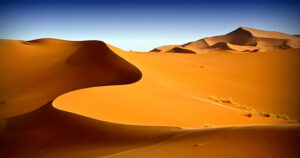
[149,45,178,52]
[0,39,141,119]
[1,38,300,157]
[55,48,300,127]
[0,102,179,158]
[208,42,258,52]
[167,46,197,53]
[150,27,300,53]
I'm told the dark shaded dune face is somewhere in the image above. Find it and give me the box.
[0,39,142,119]
[66,40,141,84]
[203,28,257,47]
[225,27,258,46]
[0,102,179,158]
[149,48,161,52]
[124,125,300,158]
[276,45,292,49]
[209,42,232,50]
[203,35,228,46]
[256,37,287,49]
[285,39,300,48]
[249,49,259,52]
[167,47,197,54]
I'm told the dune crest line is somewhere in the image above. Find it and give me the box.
[151,27,300,53]
[0,38,142,119]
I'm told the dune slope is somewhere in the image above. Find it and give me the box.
[1,38,300,158]
[0,39,141,119]
[55,48,300,127]
[150,27,300,53]
[0,102,179,158]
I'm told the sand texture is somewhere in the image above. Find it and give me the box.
[1,28,300,157]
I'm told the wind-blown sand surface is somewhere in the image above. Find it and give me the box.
[55,47,300,127]
[1,29,300,157]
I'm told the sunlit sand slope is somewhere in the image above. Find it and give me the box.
[55,48,300,127]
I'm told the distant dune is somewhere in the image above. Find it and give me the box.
[167,46,198,53]
[1,37,300,157]
[150,27,300,53]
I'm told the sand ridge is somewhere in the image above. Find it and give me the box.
[150,27,300,53]
[1,36,300,157]
[0,39,141,119]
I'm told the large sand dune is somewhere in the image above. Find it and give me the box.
[0,39,141,119]
[1,38,300,157]
[150,27,300,53]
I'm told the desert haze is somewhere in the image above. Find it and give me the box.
[0,27,300,158]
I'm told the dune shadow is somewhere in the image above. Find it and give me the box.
[0,101,180,157]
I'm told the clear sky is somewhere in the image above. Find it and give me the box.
[1,0,300,51]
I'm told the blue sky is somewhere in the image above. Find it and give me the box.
[1,0,300,51]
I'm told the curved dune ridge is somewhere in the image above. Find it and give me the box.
[1,38,300,157]
[0,39,142,119]
[55,47,300,127]
[150,26,300,53]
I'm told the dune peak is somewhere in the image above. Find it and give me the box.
[150,27,300,53]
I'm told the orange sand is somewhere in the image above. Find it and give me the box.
[1,27,300,157]
[55,48,300,127]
